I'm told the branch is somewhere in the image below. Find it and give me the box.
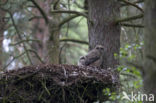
[120,72,137,79]
[126,61,144,75]
[26,5,36,8]
[133,0,144,3]
[73,1,84,9]
[120,0,144,13]
[29,0,48,24]
[3,52,26,70]
[59,14,80,27]
[60,38,88,45]
[3,49,45,70]
[51,10,91,27]
[51,10,88,18]
[27,49,45,64]
[15,70,41,84]
[126,62,143,69]
[147,55,156,63]
[115,14,143,24]
[29,16,43,21]
[9,12,33,65]
[53,0,60,10]
[121,0,144,7]
[120,23,144,28]
[9,39,41,46]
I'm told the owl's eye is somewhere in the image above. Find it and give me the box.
[80,56,85,59]
[96,47,99,49]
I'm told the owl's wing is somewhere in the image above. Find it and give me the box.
[84,50,100,65]
[85,56,99,65]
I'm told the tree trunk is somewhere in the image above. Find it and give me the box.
[47,16,60,64]
[144,0,156,98]
[87,0,120,68]
[47,0,60,64]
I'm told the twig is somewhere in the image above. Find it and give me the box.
[121,0,144,7]
[9,12,33,65]
[120,72,137,79]
[60,38,88,45]
[53,0,60,10]
[74,1,84,9]
[1,10,34,66]
[27,49,45,64]
[14,69,41,84]
[126,61,144,75]
[115,14,143,24]
[51,10,88,18]
[59,14,80,27]
[9,39,41,46]
[26,5,36,8]
[120,23,144,28]
[120,0,144,13]
[59,43,66,64]
[29,16,43,21]
[62,87,66,102]
[3,52,26,70]
[29,0,48,24]
[41,81,51,96]
[3,49,44,70]
[126,62,143,70]
[52,10,91,27]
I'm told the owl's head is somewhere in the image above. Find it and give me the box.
[78,56,86,66]
[79,56,85,60]
[95,45,104,52]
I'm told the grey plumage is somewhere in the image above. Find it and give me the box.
[78,56,86,66]
[78,45,104,67]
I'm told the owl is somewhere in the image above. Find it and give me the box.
[78,45,104,67]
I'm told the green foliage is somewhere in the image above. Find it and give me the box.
[106,42,144,102]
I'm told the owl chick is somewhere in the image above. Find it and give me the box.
[78,45,104,67]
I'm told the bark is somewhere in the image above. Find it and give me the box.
[144,0,156,98]
[87,0,120,68]
[48,16,60,64]
[47,0,60,64]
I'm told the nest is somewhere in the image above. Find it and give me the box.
[0,64,119,103]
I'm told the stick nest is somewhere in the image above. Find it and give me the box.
[0,64,119,103]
